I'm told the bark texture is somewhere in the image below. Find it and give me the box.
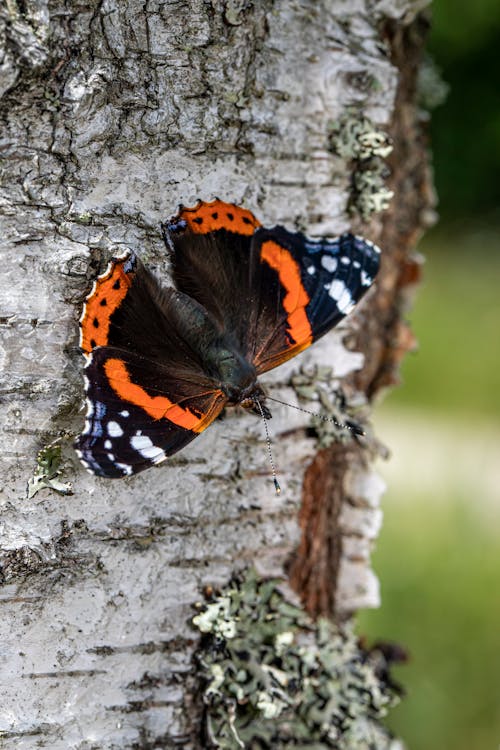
[0,1,431,746]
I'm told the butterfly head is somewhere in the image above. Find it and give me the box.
[212,351,271,417]
[240,387,272,419]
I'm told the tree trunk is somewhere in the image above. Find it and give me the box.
[0,1,432,747]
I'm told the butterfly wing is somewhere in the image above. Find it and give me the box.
[249,227,381,373]
[77,251,227,477]
[76,347,226,477]
[78,207,381,476]
[163,199,263,347]
[164,201,380,375]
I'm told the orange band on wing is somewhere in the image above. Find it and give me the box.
[103,358,208,432]
[177,199,261,236]
[260,240,313,348]
[80,256,135,355]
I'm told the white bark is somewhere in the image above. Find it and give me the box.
[0,0,429,746]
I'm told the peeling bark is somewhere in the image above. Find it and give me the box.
[288,10,434,621]
[0,1,431,746]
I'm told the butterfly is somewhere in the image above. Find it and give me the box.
[75,199,380,478]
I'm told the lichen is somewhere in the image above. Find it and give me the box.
[331,115,393,161]
[353,165,394,218]
[329,112,394,220]
[74,212,93,225]
[223,0,247,26]
[417,54,449,111]
[192,569,401,749]
[290,364,369,448]
[27,441,72,499]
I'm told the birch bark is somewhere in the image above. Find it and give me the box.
[0,1,432,746]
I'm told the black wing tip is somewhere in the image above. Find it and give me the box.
[75,443,136,479]
[337,232,381,254]
[122,250,138,273]
[161,217,187,236]
[98,248,138,277]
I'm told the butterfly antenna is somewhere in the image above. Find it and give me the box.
[254,398,281,496]
[266,395,365,436]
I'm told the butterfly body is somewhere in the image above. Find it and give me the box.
[76,200,380,478]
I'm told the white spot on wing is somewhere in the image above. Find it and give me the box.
[340,256,350,265]
[329,279,347,300]
[328,279,354,314]
[361,270,373,287]
[120,410,130,418]
[355,234,381,254]
[116,462,133,475]
[131,434,149,449]
[104,440,112,450]
[130,433,166,462]
[107,421,123,437]
[307,265,316,275]
[321,255,338,273]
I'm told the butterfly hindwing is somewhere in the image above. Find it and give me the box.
[79,250,138,356]
[77,251,228,477]
[76,347,226,477]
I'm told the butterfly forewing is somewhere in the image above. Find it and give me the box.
[165,199,265,346]
[248,227,381,373]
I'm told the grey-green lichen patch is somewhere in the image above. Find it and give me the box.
[331,114,393,161]
[329,112,394,220]
[192,569,401,749]
[353,164,394,218]
[73,212,93,225]
[223,0,247,26]
[290,364,370,448]
[417,55,449,112]
[27,441,72,499]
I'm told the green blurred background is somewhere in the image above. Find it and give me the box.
[358,3,500,748]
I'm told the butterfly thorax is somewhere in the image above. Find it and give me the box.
[209,345,271,418]
[159,289,259,406]
[205,342,258,404]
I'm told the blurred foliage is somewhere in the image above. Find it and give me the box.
[428,1,500,225]
[385,230,500,418]
[359,7,500,746]
[366,226,500,750]
[358,489,500,750]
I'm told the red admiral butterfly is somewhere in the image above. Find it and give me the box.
[76,200,380,478]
